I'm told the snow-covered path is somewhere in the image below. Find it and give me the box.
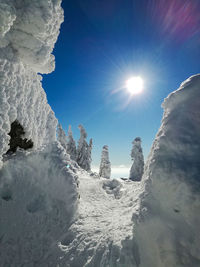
[59,170,143,267]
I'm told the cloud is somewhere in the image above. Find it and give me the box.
[92,164,130,178]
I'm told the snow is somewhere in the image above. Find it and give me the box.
[77,125,92,171]
[0,0,63,74]
[0,142,79,266]
[133,74,200,266]
[0,0,63,167]
[59,170,143,266]
[99,145,111,179]
[129,137,144,181]
[67,125,77,161]
[1,0,200,265]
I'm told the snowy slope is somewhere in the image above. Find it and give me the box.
[0,143,79,266]
[59,171,143,267]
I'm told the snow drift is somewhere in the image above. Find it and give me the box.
[0,143,78,266]
[133,74,200,267]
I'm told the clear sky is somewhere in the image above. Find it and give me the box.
[42,0,200,172]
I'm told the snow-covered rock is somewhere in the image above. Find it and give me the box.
[133,74,200,266]
[0,142,78,266]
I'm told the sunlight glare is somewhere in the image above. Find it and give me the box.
[126,76,144,95]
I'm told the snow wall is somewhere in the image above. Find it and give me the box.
[0,0,64,166]
[133,74,200,267]
[0,1,79,265]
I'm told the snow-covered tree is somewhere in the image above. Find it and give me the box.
[57,123,67,150]
[66,125,77,161]
[86,138,93,171]
[99,145,111,179]
[129,137,144,181]
[77,125,92,171]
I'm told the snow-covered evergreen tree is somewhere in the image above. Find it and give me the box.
[129,137,144,181]
[57,123,67,150]
[66,125,77,161]
[77,125,92,171]
[99,145,111,179]
[86,138,93,171]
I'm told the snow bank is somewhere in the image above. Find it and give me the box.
[102,178,123,199]
[0,142,78,266]
[133,74,200,266]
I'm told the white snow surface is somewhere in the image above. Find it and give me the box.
[0,0,63,74]
[133,74,200,267]
[59,170,143,267]
[0,142,79,266]
[0,0,63,166]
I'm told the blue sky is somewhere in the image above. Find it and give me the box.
[42,0,200,170]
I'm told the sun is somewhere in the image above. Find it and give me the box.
[126,76,144,95]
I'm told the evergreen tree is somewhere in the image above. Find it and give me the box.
[99,145,111,179]
[129,137,144,181]
[66,125,77,161]
[77,125,92,171]
[57,123,67,150]
[86,138,93,171]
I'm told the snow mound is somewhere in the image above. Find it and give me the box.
[133,74,200,266]
[0,142,78,266]
[0,0,63,74]
[102,179,123,199]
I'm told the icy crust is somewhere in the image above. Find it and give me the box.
[134,74,200,267]
[0,59,57,165]
[0,0,64,74]
[0,142,78,266]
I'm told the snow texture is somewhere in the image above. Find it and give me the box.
[66,125,77,161]
[77,125,92,171]
[0,0,64,167]
[99,145,111,179]
[129,137,144,181]
[58,170,143,267]
[0,0,64,74]
[133,74,200,266]
[0,142,78,266]
[57,123,68,151]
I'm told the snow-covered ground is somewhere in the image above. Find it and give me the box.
[59,170,143,266]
